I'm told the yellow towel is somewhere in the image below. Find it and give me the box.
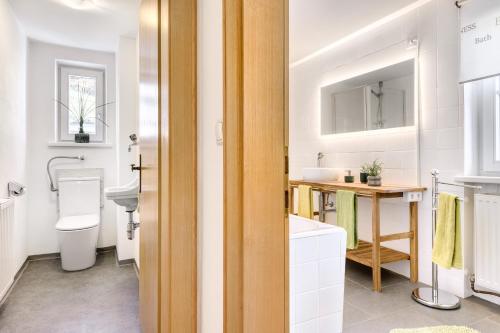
[390,326,479,333]
[432,193,463,269]
[336,190,358,249]
[297,185,314,219]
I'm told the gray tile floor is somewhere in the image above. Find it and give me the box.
[0,251,140,333]
[343,262,500,333]
[1,253,498,333]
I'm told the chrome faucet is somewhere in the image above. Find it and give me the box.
[317,152,324,167]
[128,133,138,152]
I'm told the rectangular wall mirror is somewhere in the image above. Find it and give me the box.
[321,59,415,135]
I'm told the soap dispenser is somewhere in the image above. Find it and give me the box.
[344,170,354,183]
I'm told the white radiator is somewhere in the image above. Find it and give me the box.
[0,198,14,301]
[474,194,500,294]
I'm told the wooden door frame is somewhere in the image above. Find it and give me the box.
[160,0,198,332]
[139,0,197,332]
[223,0,289,332]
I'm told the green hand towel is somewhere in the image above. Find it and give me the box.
[432,193,463,269]
[297,185,314,219]
[336,190,358,249]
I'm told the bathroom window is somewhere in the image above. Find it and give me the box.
[465,75,500,175]
[479,76,500,174]
[57,65,106,142]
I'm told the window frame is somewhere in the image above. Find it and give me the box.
[479,75,500,175]
[57,64,106,142]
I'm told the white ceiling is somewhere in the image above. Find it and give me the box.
[10,0,420,58]
[9,0,139,52]
[290,0,419,62]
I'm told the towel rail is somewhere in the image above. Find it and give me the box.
[411,169,481,309]
[437,181,482,190]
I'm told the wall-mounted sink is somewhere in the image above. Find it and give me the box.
[105,178,140,240]
[302,168,338,182]
[104,178,139,212]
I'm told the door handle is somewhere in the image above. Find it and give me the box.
[131,154,142,193]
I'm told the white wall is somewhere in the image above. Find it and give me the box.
[290,0,466,296]
[26,40,117,255]
[0,0,28,273]
[115,35,139,264]
[197,0,223,331]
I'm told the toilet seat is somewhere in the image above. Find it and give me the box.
[56,214,100,231]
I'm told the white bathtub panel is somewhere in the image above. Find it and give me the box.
[319,257,344,288]
[290,216,346,332]
[295,237,319,264]
[296,319,318,333]
[295,262,319,293]
[296,290,320,324]
[318,232,344,259]
[319,285,344,316]
[290,237,296,265]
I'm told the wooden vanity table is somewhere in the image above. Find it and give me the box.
[289,180,426,292]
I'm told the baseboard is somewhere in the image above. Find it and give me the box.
[115,250,139,279]
[117,258,135,265]
[132,260,139,278]
[27,252,60,261]
[97,245,116,253]
[0,258,29,308]
[26,246,116,262]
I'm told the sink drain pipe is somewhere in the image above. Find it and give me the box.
[127,211,140,240]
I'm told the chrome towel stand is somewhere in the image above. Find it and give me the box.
[412,169,481,310]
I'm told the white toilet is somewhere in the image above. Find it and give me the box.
[55,177,101,271]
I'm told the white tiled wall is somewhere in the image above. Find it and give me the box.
[290,230,347,333]
[290,0,466,296]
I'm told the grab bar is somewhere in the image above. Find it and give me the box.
[46,155,85,192]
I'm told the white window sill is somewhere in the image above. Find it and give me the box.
[455,176,500,185]
[48,142,113,148]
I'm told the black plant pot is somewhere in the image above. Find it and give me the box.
[360,172,368,184]
[75,132,90,143]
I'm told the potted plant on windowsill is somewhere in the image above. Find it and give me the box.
[56,81,111,143]
[366,159,383,186]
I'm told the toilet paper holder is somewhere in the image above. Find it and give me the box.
[8,181,27,197]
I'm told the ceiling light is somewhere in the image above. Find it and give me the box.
[56,0,99,11]
[290,0,432,68]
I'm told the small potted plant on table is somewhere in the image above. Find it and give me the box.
[366,159,383,186]
[360,163,370,184]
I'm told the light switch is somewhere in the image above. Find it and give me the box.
[216,120,223,146]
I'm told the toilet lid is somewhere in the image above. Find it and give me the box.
[56,214,100,231]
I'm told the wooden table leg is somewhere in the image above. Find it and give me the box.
[371,193,381,292]
[409,201,418,283]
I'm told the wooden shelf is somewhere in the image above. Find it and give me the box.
[289,180,426,195]
[346,240,410,267]
[289,179,422,291]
